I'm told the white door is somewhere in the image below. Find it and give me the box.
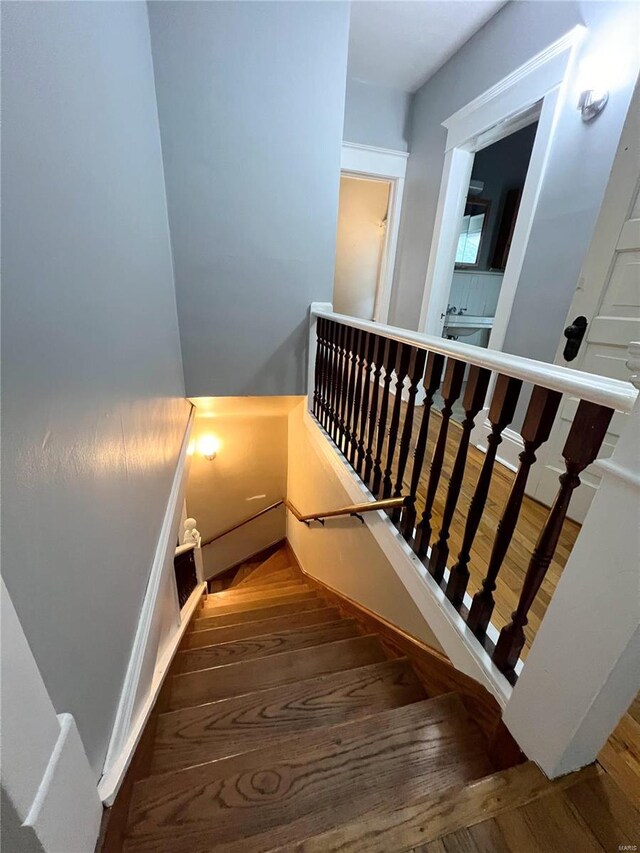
[530,85,640,522]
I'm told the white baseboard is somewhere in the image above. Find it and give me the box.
[473,416,524,473]
[97,579,204,804]
[296,410,515,706]
[98,405,199,805]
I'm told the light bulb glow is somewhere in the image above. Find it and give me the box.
[198,434,220,460]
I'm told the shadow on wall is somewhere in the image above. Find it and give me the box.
[187,397,303,577]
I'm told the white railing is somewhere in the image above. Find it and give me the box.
[307,302,640,777]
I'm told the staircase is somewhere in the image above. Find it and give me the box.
[112,545,639,852]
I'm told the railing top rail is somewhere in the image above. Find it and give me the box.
[287,496,407,522]
[311,305,638,414]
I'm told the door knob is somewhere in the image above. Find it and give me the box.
[563,316,588,362]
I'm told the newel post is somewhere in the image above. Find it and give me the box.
[503,342,640,778]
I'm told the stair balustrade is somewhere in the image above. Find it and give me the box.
[309,306,638,685]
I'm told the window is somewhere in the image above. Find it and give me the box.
[455,199,490,267]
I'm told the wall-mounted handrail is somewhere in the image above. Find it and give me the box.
[311,306,638,414]
[201,501,284,547]
[201,496,407,546]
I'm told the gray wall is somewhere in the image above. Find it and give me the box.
[1,1,189,775]
[148,1,350,397]
[344,79,413,152]
[391,0,639,367]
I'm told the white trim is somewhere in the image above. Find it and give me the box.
[296,408,514,706]
[311,306,638,413]
[418,26,585,352]
[98,405,196,803]
[98,580,204,804]
[339,143,407,324]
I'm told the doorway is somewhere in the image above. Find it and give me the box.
[443,122,538,348]
[333,174,391,321]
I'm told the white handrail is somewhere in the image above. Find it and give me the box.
[311,305,638,414]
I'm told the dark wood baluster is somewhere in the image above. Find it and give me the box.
[349,330,367,468]
[371,338,399,496]
[331,323,346,445]
[445,375,522,609]
[325,320,338,435]
[363,335,386,486]
[467,386,562,640]
[313,318,322,418]
[382,344,413,499]
[492,400,614,682]
[401,352,445,539]
[390,347,428,522]
[342,327,361,461]
[337,325,354,453]
[357,333,378,478]
[414,358,466,559]
[314,317,326,423]
[429,365,491,582]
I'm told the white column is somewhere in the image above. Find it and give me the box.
[503,342,640,777]
[1,579,103,852]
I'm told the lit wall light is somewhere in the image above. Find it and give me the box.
[578,89,609,122]
[198,434,220,461]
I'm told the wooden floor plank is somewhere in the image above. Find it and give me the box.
[124,696,492,853]
[167,635,388,709]
[270,762,599,853]
[597,711,640,808]
[151,658,426,775]
[180,607,344,650]
[191,597,326,632]
[172,619,361,674]
[565,774,640,848]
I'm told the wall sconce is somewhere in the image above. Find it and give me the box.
[198,434,220,461]
[578,89,609,122]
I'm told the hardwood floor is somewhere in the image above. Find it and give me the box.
[103,547,639,852]
[376,391,581,659]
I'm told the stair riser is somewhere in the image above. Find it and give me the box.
[197,590,318,618]
[192,597,324,631]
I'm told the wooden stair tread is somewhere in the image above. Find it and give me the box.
[203,581,310,605]
[237,567,299,587]
[192,596,324,631]
[180,607,343,649]
[124,695,492,852]
[267,762,601,852]
[167,635,388,709]
[172,619,361,673]
[196,590,319,618]
[234,549,296,586]
[151,658,426,775]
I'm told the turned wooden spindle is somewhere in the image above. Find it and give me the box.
[467,386,562,640]
[414,358,466,559]
[339,326,357,454]
[371,338,398,495]
[348,330,367,468]
[313,317,323,419]
[356,333,377,476]
[390,347,428,523]
[492,399,614,682]
[326,320,339,435]
[333,324,348,446]
[382,344,413,499]
[363,335,384,485]
[429,365,491,582]
[401,352,445,539]
[445,374,522,609]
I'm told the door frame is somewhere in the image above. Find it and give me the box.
[340,142,408,324]
[417,26,585,352]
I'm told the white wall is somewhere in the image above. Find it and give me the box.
[344,78,413,152]
[391,0,639,370]
[148,1,350,397]
[188,397,300,577]
[1,1,190,776]
[334,176,391,320]
[287,403,443,651]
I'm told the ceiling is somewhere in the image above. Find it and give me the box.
[348,1,507,93]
